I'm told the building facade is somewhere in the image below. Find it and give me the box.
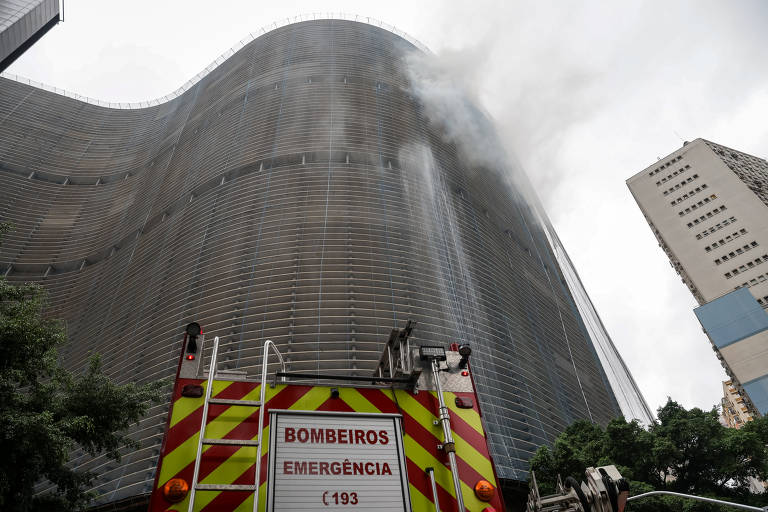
[0,18,649,504]
[0,0,60,72]
[627,138,768,417]
[721,380,754,428]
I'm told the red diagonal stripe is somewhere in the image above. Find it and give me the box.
[197,410,260,481]
[200,462,256,512]
[164,381,260,453]
[198,384,320,481]
[201,393,358,512]
[258,384,316,480]
[354,387,398,414]
[316,396,356,412]
[411,391,491,457]
[404,390,504,510]
[357,388,447,461]
[406,457,465,512]
[163,384,315,488]
[357,389,490,499]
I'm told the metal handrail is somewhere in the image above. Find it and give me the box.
[627,490,767,511]
[187,335,221,512]
[425,467,441,512]
[187,337,286,512]
[430,358,465,512]
[253,339,285,512]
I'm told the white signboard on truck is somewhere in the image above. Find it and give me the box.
[266,410,411,512]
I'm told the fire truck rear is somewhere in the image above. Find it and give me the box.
[148,323,504,512]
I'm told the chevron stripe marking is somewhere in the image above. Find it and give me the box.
[165,381,259,454]
[168,379,230,428]
[389,390,495,483]
[356,387,499,508]
[409,390,498,484]
[153,381,502,511]
[407,482,434,512]
[401,397,491,488]
[155,383,311,510]
[355,389,460,508]
[413,389,485,439]
[200,463,259,512]
[405,454,462,512]
[336,386,390,413]
[158,386,261,486]
[441,391,484,434]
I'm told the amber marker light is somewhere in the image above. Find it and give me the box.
[162,478,189,503]
[474,479,495,501]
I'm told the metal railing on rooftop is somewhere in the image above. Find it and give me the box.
[0,12,430,110]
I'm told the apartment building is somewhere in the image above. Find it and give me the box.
[627,138,768,416]
[721,380,754,428]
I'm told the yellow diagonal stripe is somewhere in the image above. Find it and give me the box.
[234,490,256,512]
[438,390,484,436]
[399,390,495,481]
[194,445,260,510]
[408,483,433,511]
[169,380,229,429]
[396,389,497,491]
[402,434,456,498]
[404,433,494,510]
[337,387,385,413]
[393,390,444,438]
[256,478,268,512]
[157,434,200,487]
[451,430,498,487]
[158,384,263,488]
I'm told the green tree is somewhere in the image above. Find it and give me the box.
[0,226,164,511]
[530,400,768,512]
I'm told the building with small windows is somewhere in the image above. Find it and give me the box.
[627,138,768,417]
[721,380,753,428]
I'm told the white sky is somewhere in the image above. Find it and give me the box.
[7,0,768,415]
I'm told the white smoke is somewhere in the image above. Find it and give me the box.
[400,46,654,423]
[402,48,512,176]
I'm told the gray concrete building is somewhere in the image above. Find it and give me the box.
[0,17,649,505]
[628,138,768,417]
[0,0,59,72]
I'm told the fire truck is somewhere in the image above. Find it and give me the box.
[148,323,505,512]
[147,323,757,512]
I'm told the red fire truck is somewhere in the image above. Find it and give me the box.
[148,323,504,512]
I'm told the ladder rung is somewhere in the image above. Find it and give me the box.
[208,398,262,407]
[202,438,259,447]
[195,484,258,492]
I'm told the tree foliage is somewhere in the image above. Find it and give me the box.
[530,400,768,511]
[0,239,164,511]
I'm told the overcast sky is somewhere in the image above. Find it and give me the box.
[7,0,768,416]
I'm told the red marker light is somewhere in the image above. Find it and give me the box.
[461,370,469,376]
[186,354,195,360]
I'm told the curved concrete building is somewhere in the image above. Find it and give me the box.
[0,18,649,505]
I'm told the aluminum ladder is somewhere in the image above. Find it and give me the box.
[187,337,285,512]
